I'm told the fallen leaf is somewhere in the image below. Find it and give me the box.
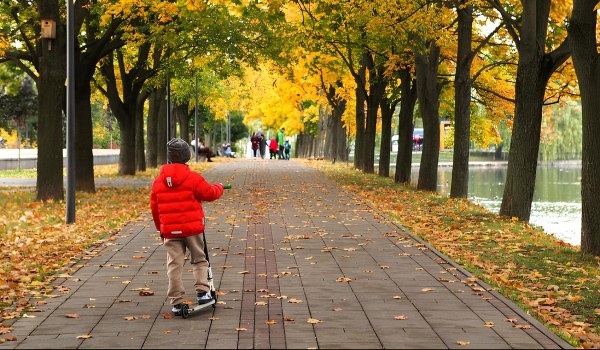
[513,324,531,329]
[333,308,343,312]
[76,335,92,339]
[163,313,175,319]
[65,313,80,318]
[123,316,138,321]
[484,321,494,327]
[456,340,470,345]
[421,288,434,292]
[163,330,171,334]
[336,277,352,282]
[255,301,267,306]
[394,315,408,320]
[132,256,145,259]
[236,328,248,332]
[307,318,322,324]
[288,298,303,303]
[265,320,277,325]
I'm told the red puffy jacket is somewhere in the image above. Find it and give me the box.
[150,163,224,238]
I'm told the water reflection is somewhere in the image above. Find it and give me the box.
[411,165,582,246]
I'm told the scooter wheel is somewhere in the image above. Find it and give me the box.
[181,304,190,318]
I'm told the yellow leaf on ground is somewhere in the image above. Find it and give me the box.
[265,320,277,325]
[65,313,80,318]
[76,335,92,339]
[236,328,248,332]
[457,340,470,345]
[394,315,408,320]
[307,318,322,324]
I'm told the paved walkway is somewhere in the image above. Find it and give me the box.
[0,159,571,349]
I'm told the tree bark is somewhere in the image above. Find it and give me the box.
[394,68,417,184]
[499,1,570,221]
[322,81,348,163]
[146,88,165,168]
[135,92,148,172]
[450,2,474,198]
[415,42,441,192]
[74,75,95,193]
[363,54,381,174]
[36,0,66,201]
[354,53,367,170]
[569,0,600,255]
[157,93,168,165]
[379,73,397,178]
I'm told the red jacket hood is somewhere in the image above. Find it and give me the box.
[159,163,190,188]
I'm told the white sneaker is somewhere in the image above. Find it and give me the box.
[197,292,213,304]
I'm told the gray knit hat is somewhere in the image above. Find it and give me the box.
[167,138,191,164]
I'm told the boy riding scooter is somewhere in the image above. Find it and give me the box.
[150,138,225,316]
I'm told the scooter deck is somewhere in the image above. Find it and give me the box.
[180,300,216,318]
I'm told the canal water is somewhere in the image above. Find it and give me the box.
[411,164,582,246]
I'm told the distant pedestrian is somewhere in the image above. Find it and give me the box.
[257,131,266,159]
[224,143,233,158]
[268,138,278,159]
[277,127,285,159]
[284,139,291,160]
[150,138,225,316]
[251,132,260,158]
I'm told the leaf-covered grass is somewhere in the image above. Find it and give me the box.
[0,161,213,323]
[303,159,599,348]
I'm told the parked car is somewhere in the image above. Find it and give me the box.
[391,128,424,152]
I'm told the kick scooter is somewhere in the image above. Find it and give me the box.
[179,182,231,318]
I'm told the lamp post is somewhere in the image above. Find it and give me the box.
[166,74,171,142]
[66,0,76,224]
[195,74,198,162]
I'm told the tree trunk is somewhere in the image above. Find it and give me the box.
[175,102,190,143]
[450,2,473,198]
[332,101,347,162]
[135,93,147,172]
[146,88,164,168]
[394,68,417,184]
[415,42,441,192]
[74,77,96,193]
[354,55,367,169]
[322,81,348,163]
[118,116,136,175]
[569,0,600,255]
[157,94,168,165]
[499,1,555,221]
[363,54,380,174]
[36,1,66,201]
[379,77,396,177]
